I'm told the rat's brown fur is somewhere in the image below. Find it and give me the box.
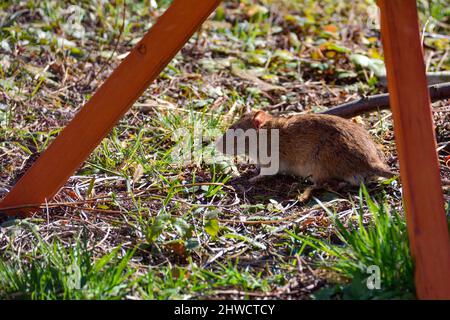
[217,111,393,193]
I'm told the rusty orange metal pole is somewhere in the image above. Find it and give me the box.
[0,0,222,216]
[378,0,450,299]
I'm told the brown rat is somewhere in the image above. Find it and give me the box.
[215,110,393,200]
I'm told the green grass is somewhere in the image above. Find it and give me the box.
[0,222,136,300]
[140,261,281,299]
[287,185,415,299]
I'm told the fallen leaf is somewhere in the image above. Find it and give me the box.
[324,25,338,33]
[165,240,187,257]
[350,54,386,77]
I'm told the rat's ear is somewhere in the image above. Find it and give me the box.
[252,110,268,129]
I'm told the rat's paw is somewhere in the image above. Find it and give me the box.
[297,186,314,202]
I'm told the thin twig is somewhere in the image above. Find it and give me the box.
[322,82,450,118]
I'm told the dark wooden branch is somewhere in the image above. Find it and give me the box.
[321,82,450,118]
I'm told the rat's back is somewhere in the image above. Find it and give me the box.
[273,113,392,185]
